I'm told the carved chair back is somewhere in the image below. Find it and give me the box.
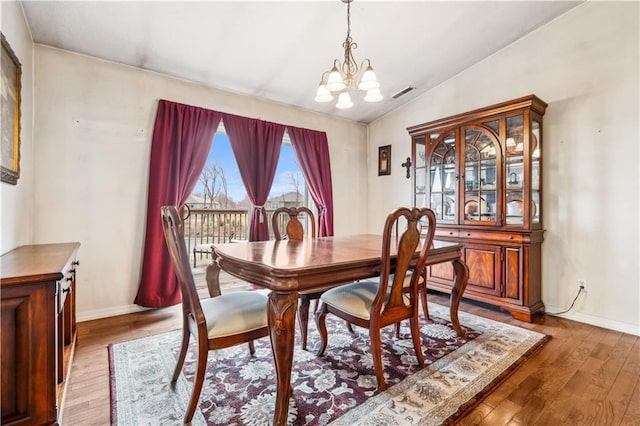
[160,206,205,327]
[271,207,316,241]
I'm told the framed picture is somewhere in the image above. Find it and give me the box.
[378,145,391,176]
[1,32,22,185]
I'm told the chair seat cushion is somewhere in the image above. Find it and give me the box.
[321,280,378,320]
[321,280,410,321]
[201,291,268,338]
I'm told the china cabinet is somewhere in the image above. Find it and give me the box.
[407,95,546,321]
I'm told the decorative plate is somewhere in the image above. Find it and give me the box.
[506,199,523,216]
[464,196,488,217]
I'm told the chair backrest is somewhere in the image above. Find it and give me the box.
[373,207,436,320]
[271,207,316,241]
[160,206,205,325]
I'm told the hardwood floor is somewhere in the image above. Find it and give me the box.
[61,293,640,425]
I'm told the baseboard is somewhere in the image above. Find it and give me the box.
[545,305,640,336]
[77,304,151,322]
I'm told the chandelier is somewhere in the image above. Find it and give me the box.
[314,0,382,109]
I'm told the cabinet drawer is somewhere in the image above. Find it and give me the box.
[435,229,458,238]
[58,271,74,314]
[459,230,523,244]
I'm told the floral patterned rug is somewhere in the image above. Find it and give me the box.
[110,302,548,425]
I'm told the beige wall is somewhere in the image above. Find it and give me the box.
[367,2,639,334]
[1,1,34,253]
[32,47,367,320]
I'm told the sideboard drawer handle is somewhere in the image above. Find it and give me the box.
[466,233,471,236]
[449,232,454,235]
[509,236,514,240]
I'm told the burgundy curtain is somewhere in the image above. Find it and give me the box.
[288,126,334,236]
[134,100,222,307]
[224,114,285,241]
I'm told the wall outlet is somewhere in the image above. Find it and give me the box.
[578,279,587,293]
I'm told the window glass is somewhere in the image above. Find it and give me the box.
[188,132,308,243]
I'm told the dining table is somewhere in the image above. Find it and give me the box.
[206,234,469,426]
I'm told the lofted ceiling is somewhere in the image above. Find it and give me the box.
[21,1,582,124]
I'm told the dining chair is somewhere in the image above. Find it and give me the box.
[315,207,436,390]
[271,206,319,350]
[160,206,269,424]
[272,206,316,241]
[387,215,432,338]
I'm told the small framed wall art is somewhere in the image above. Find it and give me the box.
[378,145,391,176]
[1,32,22,185]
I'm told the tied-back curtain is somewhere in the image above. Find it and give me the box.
[134,100,222,307]
[224,114,285,241]
[288,126,335,236]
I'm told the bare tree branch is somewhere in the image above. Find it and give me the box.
[199,161,232,209]
[287,171,302,204]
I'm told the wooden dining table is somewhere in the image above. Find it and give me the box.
[206,234,469,426]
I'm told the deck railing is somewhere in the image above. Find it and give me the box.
[184,208,289,264]
[184,208,248,254]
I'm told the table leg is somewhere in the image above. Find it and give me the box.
[205,256,222,298]
[268,291,298,426]
[450,258,469,337]
[298,295,310,350]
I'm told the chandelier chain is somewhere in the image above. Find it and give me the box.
[346,0,351,40]
[341,0,358,81]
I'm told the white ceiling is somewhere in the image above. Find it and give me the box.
[21,1,582,124]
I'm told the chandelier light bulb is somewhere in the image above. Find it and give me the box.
[326,66,346,92]
[336,91,354,109]
[358,65,379,91]
[314,84,334,102]
[364,87,383,102]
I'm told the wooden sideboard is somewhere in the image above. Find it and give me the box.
[1,243,80,426]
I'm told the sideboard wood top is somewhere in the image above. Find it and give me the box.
[1,243,80,286]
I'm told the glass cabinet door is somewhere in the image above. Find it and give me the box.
[531,119,541,224]
[429,132,456,222]
[506,115,525,225]
[414,135,427,208]
[463,127,498,224]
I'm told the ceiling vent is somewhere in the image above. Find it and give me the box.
[391,86,416,99]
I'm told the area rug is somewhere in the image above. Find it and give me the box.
[109,302,548,425]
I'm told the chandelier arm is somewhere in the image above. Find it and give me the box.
[319,70,331,84]
[341,39,358,77]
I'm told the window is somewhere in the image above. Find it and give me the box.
[189,129,308,240]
